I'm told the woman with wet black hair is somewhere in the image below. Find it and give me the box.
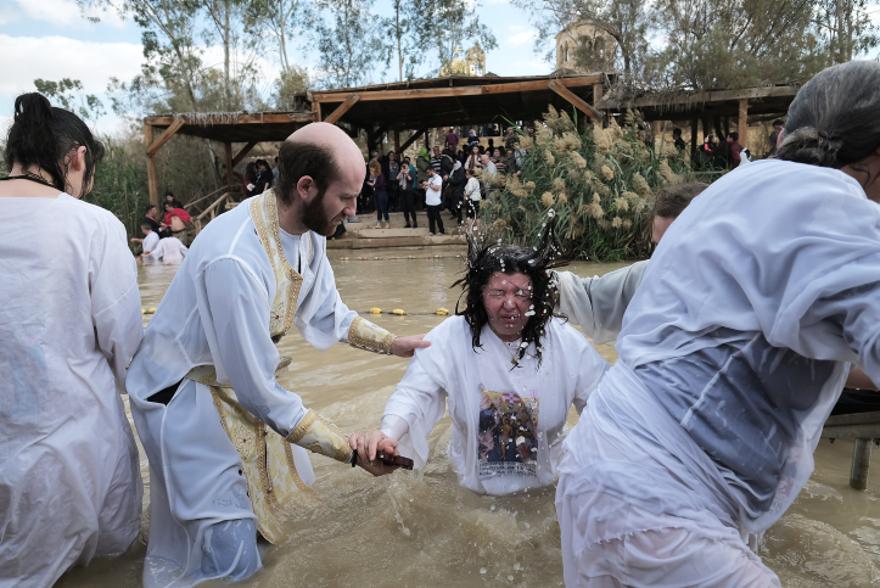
[349,217,608,495]
[0,93,144,585]
[557,60,880,587]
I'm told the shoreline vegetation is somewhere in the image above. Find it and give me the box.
[481,107,695,261]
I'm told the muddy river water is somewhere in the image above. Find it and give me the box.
[59,248,880,587]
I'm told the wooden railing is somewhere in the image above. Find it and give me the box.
[194,189,235,232]
[184,184,237,216]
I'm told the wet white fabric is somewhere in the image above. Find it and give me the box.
[381,315,607,495]
[126,196,357,587]
[558,159,880,586]
[152,236,188,264]
[142,230,161,263]
[556,260,648,344]
[0,194,143,587]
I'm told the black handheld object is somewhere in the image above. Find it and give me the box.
[350,450,415,470]
[378,452,414,470]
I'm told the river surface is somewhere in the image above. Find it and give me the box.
[59,248,880,587]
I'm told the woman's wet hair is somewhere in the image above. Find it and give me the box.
[777,61,880,169]
[453,214,566,366]
[4,93,104,194]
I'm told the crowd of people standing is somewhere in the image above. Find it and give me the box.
[359,126,522,232]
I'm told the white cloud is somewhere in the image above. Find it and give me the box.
[0,34,143,97]
[486,0,511,5]
[15,0,125,29]
[488,56,549,76]
[507,24,537,48]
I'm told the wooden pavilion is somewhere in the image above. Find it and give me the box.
[599,84,799,154]
[141,72,609,206]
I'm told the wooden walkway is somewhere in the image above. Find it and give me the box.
[821,411,880,490]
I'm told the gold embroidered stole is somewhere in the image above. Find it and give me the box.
[188,190,312,544]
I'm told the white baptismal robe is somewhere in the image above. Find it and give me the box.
[381,316,607,495]
[126,196,356,586]
[556,260,648,344]
[152,236,188,264]
[557,159,880,586]
[142,230,161,263]
[0,194,143,587]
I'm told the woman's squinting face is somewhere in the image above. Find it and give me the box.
[481,272,533,341]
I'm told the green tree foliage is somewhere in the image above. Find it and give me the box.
[313,0,388,88]
[518,0,880,89]
[33,78,105,121]
[431,0,497,76]
[84,136,149,235]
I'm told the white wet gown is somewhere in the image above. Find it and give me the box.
[0,194,144,587]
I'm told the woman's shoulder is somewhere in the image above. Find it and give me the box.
[61,195,126,231]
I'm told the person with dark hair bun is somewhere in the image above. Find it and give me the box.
[0,93,143,585]
[349,217,608,495]
[557,60,880,586]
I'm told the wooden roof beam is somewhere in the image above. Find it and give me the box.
[324,94,361,124]
[311,75,604,103]
[548,80,603,121]
[232,141,258,167]
[145,112,315,127]
[146,117,185,157]
[398,129,427,153]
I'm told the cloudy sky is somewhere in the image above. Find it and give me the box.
[0,0,553,135]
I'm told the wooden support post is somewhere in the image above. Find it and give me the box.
[548,79,603,122]
[851,439,872,490]
[324,94,360,124]
[592,82,604,107]
[366,126,376,158]
[424,129,430,149]
[690,117,699,155]
[144,122,159,206]
[738,98,749,149]
[393,130,401,154]
[592,83,604,127]
[146,118,185,157]
[398,129,427,153]
[224,142,234,189]
[231,141,257,167]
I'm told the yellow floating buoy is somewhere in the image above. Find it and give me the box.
[148,306,157,314]
[435,307,449,316]
[390,308,407,316]
[142,306,157,315]
[369,307,382,315]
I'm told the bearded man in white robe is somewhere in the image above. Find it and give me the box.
[126,122,427,587]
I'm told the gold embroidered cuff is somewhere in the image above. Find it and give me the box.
[286,411,353,464]
[347,316,395,355]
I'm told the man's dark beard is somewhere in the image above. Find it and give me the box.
[300,190,334,236]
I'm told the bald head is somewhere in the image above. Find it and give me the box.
[276,122,365,206]
[275,122,363,235]
[285,122,363,175]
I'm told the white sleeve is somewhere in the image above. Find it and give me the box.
[380,349,448,468]
[556,260,648,343]
[571,337,609,414]
[203,257,307,437]
[295,242,358,349]
[90,218,143,388]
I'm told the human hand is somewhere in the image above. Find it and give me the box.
[348,431,399,476]
[390,334,431,358]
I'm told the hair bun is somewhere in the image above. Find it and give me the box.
[14,93,53,123]
[777,126,841,167]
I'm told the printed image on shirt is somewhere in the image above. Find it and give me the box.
[477,389,539,478]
